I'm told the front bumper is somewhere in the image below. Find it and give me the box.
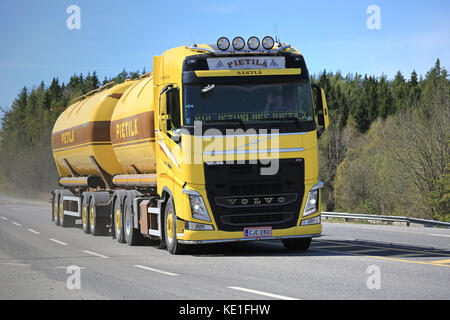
[177,224,322,244]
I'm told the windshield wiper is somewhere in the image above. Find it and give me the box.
[202,119,246,127]
[257,117,302,128]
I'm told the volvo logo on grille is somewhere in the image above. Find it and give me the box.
[264,197,273,204]
[217,194,297,208]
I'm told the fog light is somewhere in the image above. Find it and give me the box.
[185,221,214,231]
[301,216,321,226]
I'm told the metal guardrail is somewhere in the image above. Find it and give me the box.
[321,212,450,228]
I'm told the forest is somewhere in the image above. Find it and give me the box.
[0,61,448,221]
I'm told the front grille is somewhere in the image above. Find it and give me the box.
[221,212,294,226]
[204,158,305,231]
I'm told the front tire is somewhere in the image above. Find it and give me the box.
[163,199,186,255]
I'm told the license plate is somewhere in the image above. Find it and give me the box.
[244,227,272,238]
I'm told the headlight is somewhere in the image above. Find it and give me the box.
[262,36,275,50]
[183,189,211,222]
[232,36,245,51]
[247,36,260,50]
[217,37,230,51]
[303,189,319,217]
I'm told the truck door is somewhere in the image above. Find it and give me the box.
[157,85,182,191]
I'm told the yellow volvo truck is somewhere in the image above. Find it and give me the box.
[50,36,329,254]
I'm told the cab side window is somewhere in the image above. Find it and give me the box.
[167,88,181,130]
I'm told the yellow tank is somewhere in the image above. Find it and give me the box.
[110,74,156,174]
[51,81,138,177]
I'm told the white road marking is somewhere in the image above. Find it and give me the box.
[133,264,179,276]
[82,250,109,259]
[0,263,31,266]
[430,234,450,238]
[1,216,9,221]
[11,222,22,227]
[49,238,68,246]
[27,228,40,235]
[228,286,299,300]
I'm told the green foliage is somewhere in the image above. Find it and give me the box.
[332,59,449,220]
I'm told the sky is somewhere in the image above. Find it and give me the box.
[0,0,449,110]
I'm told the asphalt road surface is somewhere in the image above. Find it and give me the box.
[0,194,449,300]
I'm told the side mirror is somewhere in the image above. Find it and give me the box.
[159,91,168,133]
[319,87,329,130]
[311,84,329,137]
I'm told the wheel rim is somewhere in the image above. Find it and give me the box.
[82,205,87,226]
[59,202,63,222]
[115,207,121,234]
[125,208,131,236]
[53,201,57,220]
[166,209,174,244]
[90,207,95,229]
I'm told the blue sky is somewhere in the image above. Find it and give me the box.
[0,0,449,109]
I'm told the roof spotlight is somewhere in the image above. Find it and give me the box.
[232,36,245,51]
[262,36,275,50]
[247,36,260,50]
[217,37,230,51]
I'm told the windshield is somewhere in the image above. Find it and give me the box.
[183,82,314,126]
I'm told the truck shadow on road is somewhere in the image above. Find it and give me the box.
[184,238,450,261]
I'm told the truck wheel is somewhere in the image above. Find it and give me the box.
[113,198,125,243]
[164,199,185,255]
[124,197,142,246]
[51,192,58,223]
[54,193,61,226]
[89,197,108,236]
[60,198,75,228]
[282,237,312,251]
[81,196,91,234]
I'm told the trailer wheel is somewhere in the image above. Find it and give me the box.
[54,193,61,226]
[81,195,91,234]
[124,197,142,246]
[164,199,186,255]
[113,198,125,243]
[51,191,58,223]
[60,199,76,228]
[89,197,108,236]
[282,237,312,251]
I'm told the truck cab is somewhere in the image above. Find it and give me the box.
[153,37,329,253]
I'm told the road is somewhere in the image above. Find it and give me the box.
[0,194,449,300]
